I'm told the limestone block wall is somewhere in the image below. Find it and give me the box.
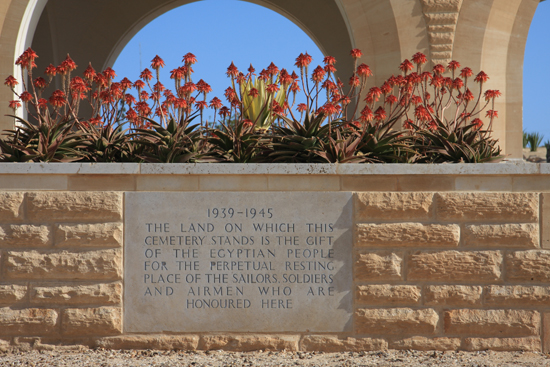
[0,164,549,352]
[354,192,548,352]
[0,192,123,350]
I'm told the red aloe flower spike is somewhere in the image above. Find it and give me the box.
[412,52,427,65]
[226,62,239,78]
[151,55,165,70]
[83,63,96,80]
[323,56,336,65]
[295,53,313,68]
[475,71,489,84]
[9,100,21,111]
[357,64,372,78]
[4,75,18,88]
[350,49,363,59]
[182,53,197,65]
[33,77,46,89]
[432,64,445,75]
[140,68,153,81]
[209,97,222,109]
[399,59,414,75]
[297,103,307,113]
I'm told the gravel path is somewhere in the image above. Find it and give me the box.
[1,349,550,367]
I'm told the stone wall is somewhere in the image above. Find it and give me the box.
[0,164,549,352]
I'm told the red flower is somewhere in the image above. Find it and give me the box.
[83,63,96,80]
[462,89,474,102]
[290,81,300,93]
[226,62,239,77]
[460,67,473,78]
[428,120,438,130]
[4,75,18,88]
[311,66,326,83]
[472,118,483,129]
[140,68,152,81]
[447,60,461,72]
[126,108,138,122]
[196,79,212,94]
[120,77,133,90]
[295,53,312,68]
[45,64,57,77]
[266,84,280,94]
[153,82,165,92]
[322,102,338,115]
[124,94,136,105]
[224,87,236,101]
[266,62,279,77]
[360,106,373,122]
[356,63,372,78]
[411,95,422,105]
[452,77,464,89]
[421,72,433,82]
[374,106,386,121]
[484,89,502,101]
[37,98,47,110]
[365,87,382,103]
[297,103,307,113]
[136,101,152,116]
[412,52,427,65]
[323,56,336,65]
[210,97,223,109]
[432,64,445,75]
[322,80,337,91]
[386,95,398,105]
[195,100,208,110]
[150,55,165,70]
[49,90,66,108]
[8,100,21,111]
[33,77,47,89]
[133,80,145,90]
[140,90,149,101]
[349,76,360,87]
[16,48,38,69]
[61,54,77,71]
[183,53,197,65]
[243,119,254,128]
[170,67,185,80]
[103,67,116,80]
[414,105,431,121]
[248,88,259,98]
[350,48,363,59]
[324,64,336,74]
[485,110,498,119]
[219,106,230,117]
[279,69,293,86]
[70,77,89,94]
[474,71,489,84]
[399,59,414,74]
[182,82,197,94]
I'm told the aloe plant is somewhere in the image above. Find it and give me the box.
[0,116,87,162]
[527,132,543,152]
[268,112,330,163]
[240,77,286,131]
[132,117,206,163]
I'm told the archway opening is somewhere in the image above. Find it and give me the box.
[112,0,325,110]
[523,1,550,145]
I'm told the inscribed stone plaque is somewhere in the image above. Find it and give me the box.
[124,192,352,332]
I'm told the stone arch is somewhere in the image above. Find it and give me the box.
[29,0,354,86]
[453,0,539,159]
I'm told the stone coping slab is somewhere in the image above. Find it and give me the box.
[0,162,546,175]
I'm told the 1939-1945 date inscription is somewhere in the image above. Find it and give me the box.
[124,192,352,333]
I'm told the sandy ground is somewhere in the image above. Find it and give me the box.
[1,349,550,367]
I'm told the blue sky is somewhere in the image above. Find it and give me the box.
[113,0,549,137]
